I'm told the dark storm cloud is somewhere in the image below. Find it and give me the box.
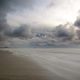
[74,12,80,28]
[74,18,80,27]
[53,25,69,37]
[0,0,33,42]
[0,0,33,8]
[0,0,10,41]
[53,24,75,41]
[8,24,33,39]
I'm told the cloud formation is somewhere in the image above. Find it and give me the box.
[53,23,76,41]
[0,0,80,47]
[74,16,80,27]
[0,0,33,41]
[10,25,33,39]
[53,25,69,37]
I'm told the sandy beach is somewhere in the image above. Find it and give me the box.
[0,49,64,80]
[0,48,80,80]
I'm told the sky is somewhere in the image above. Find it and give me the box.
[1,0,80,48]
[6,0,80,27]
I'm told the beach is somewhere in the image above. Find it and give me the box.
[0,48,80,80]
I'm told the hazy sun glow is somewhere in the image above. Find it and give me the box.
[7,0,80,27]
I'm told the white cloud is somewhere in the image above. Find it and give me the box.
[7,0,80,27]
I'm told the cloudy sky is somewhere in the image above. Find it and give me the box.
[1,0,80,47]
[6,0,80,27]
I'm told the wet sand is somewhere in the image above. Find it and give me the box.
[0,49,66,80]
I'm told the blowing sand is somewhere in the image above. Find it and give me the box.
[0,48,80,80]
[0,49,65,80]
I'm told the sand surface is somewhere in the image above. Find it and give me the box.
[0,48,80,80]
